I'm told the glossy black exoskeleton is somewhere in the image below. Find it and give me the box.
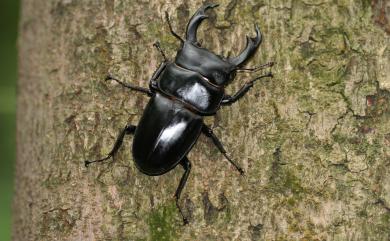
[85,3,273,224]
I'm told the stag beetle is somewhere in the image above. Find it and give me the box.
[85,3,273,224]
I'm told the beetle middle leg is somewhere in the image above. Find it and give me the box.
[175,156,192,224]
[84,124,136,167]
[202,125,244,175]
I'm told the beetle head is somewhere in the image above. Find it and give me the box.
[174,3,262,86]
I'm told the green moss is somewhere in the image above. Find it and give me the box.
[362,212,390,239]
[148,202,179,241]
[357,209,368,217]
[269,167,305,198]
[222,205,232,223]
[359,0,372,12]
[286,197,297,206]
[381,213,390,226]
[332,132,348,143]
[284,170,305,195]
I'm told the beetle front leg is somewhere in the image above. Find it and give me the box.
[202,125,244,175]
[148,60,167,92]
[105,75,153,96]
[221,72,273,106]
[84,124,136,167]
[175,156,192,225]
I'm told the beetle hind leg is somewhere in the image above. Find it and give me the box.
[202,125,245,175]
[174,156,192,225]
[84,124,136,167]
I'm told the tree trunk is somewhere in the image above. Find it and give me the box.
[14,0,390,240]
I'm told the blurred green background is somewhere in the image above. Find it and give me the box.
[0,0,19,240]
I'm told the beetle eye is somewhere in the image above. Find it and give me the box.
[196,39,203,47]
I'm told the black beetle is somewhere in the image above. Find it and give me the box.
[85,3,273,224]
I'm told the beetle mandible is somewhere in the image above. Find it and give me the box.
[85,3,273,224]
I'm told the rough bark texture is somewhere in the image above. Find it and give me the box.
[14,0,390,240]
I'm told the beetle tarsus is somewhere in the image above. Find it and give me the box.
[183,218,189,225]
[84,155,112,167]
[223,152,245,175]
[237,167,245,176]
[84,124,136,167]
[202,125,244,175]
[176,201,190,225]
[174,157,192,224]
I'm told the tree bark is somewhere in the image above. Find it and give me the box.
[14,0,390,240]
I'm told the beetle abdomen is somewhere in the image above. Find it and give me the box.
[158,63,224,115]
[132,94,202,175]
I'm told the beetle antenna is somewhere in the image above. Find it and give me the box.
[153,41,169,62]
[165,11,184,43]
[237,61,275,73]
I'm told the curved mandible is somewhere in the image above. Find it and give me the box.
[228,24,262,67]
[186,3,219,44]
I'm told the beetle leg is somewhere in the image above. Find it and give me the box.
[84,124,136,167]
[221,72,273,106]
[148,61,167,92]
[202,125,244,175]
[237,61,275,73]
[175,157,192,225]
[165,11,184,43]
[105,75,153,96]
